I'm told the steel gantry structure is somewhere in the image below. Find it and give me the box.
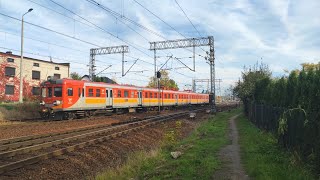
[149,36,216,105]
[89,45,129,80]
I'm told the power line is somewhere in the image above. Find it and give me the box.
[174,0,202,37]
[47,0,154,59]
[133,0,186,39]
[0,30,88,54]
[26,0,94,28]
[85,0,166,40]
[0,12,102,47]
[1,46,88,66]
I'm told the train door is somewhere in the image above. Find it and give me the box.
[175,94,178,106]
[106,88,113,106]
[138,90,142,106]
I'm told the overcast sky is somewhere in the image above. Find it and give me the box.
[0,0,319,94]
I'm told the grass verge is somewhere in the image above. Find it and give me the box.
[0,102,40,121]
[96,108,242,180]
[237,114,314,180]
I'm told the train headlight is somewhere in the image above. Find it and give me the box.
[40,101,45,105]
[53,100,62,106]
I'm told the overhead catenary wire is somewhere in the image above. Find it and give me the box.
[0,30,88,54]
[133,0,186,39]
[47,0,154,59]
[1,46,91,66]
[174,0,202,37]
[0,13,102,47]
[85,0,205,58]
[26,0,95,28]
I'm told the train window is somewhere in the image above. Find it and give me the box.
[67,88,73,96]
[131,91,134,98]
[124,90,128,98]
[118,90,122,97]
[41,88,47,97]
[106,90,108,97]
[82,88,85,97]
[145,92,148,98]
[96,89,101,97]
[88,89,93,97]
[110,90,113,97]
[54,87,62,97]
[48,88,52,97]
[160,93,162,98]
[78,88,81,97]
[164,94,167,99]
[150,92,153,98]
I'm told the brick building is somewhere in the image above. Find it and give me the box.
[0,51,70,102]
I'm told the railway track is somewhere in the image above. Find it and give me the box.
[0,108,207,175]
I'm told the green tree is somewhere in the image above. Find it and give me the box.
[93,76,117,84]
[233,62,271,102]
[70,72,82,80]
[147,70,179,90]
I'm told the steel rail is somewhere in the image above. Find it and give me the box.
[0,110,197,174]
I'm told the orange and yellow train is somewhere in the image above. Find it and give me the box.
[39,78,209,120]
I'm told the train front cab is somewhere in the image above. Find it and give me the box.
[40,81,63,117]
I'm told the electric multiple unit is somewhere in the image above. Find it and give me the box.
[39,78,209,120]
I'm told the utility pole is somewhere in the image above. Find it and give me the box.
[19,8,33,103]
[149,36,216,110]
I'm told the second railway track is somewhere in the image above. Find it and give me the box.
[0,109,207,175]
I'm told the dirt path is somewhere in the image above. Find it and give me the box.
[212,114,249,180]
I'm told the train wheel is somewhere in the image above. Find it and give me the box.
[63,112,75,120]
[40,112,49,119]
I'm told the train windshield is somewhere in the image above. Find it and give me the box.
[54,87,62,97]
[41,88,47,97]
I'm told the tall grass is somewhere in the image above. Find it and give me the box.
[237,114,315,180]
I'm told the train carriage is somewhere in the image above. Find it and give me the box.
[39,78,210,120]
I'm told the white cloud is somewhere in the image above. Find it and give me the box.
[0,0,319,93]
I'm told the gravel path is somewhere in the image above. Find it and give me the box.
[212,114,249,180]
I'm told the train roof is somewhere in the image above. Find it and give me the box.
[42,78,209,95]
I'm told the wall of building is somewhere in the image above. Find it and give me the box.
[0,52,70,102]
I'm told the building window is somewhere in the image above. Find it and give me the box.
[55,67,60,70]
[32,87,40,95]
[67,88,73,96]
[32,71,40,80]
[54,73,61,79]
[96,89,101,97]
[7,58,14,63]
[5,85,14,95]
[33,63,39,67]
[124,90,128,98]
[88,89,93,97]
[5,67,15,76]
